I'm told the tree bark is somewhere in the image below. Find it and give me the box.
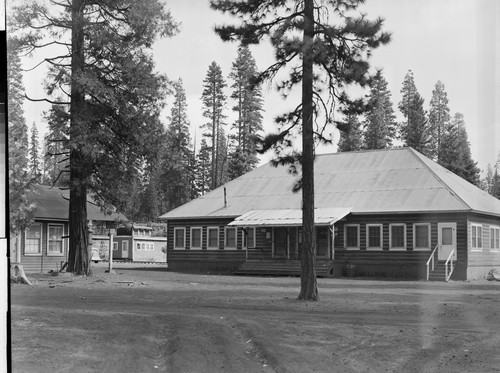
[67,0,91,275]
[298,0,318,301]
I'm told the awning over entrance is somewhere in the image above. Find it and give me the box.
[228,207,351,227]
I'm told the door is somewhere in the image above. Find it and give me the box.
[273,228,288,258]
[316,227,330,258]
[438,223,456,260]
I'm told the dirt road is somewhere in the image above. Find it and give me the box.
[10,266,500,372]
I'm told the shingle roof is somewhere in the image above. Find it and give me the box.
[31,185,128,222]
[160,147,500,220]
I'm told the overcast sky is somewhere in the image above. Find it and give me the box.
[23,0,500,171]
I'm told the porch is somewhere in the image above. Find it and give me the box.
[235,258,334,277]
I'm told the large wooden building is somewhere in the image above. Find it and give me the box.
[160,148,500,280]
[10,185,127,273]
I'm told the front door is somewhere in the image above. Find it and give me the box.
[438,222,457,260]
[273,228,288,258]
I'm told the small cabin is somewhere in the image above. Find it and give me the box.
[112,224,167,263]
[10,185,127,273]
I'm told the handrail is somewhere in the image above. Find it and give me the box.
[426,244,439,280]
[444,249,455,282]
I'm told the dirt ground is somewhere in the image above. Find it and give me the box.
[9,263,500,373]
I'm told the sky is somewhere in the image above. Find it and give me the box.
[22,0,500,171]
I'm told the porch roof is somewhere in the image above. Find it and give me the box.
[228,207,351,227]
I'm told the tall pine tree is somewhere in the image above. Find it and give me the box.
[160,79,194,212]
[29,122,42,183]
[211,0,390,300]
[364,70,396,149]
[398,70,430,155]
[201,61,228,190]
[195,138,212,196]
[227,44,264,179]
[337,114,364,152]
[440,113,481,186]
[428,80,450,161]
[7,37,35,235]
[10,0,178,275]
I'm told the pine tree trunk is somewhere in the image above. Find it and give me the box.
[67,0,91,276]
[298,0,318,301]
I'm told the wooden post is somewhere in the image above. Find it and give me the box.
[106,229,116,274]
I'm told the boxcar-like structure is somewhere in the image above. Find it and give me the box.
[160,148,500,280]
[113,225,167,263]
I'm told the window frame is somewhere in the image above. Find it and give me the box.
[344,224,360,250]
[122,240,129,252]
[47,223,65,256]
[173,227,186,250]
[389,224,406,251]
[413,223,431,251]
[366,224,383,250]
[207,227,220,250]
[25,223,42,256]
[113,242,118,251]
[225,227,237,249]
[490,226,500,251]
[471,223,483,251]
[190,227,202,250]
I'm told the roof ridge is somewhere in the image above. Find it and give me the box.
[407,148,472,211]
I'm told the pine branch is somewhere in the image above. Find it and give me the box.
[24,94,70,105]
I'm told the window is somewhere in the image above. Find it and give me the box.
[113,242,118,251]
[366,224,382,250]
[25,223,42,255]
[174,228,185,249]
[390,224,406,250]
[190,227,202,249]
[47,224,64,255]
[345,225,360,249]
[225,227,236,249]
[471,224,483,250]
[207,227,219,250]
[413,223,431,250]
[122,241,129,252]
[243,228,255,249]
[491,226,500,250]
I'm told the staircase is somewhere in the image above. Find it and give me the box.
[234,259,334,277]
[428,260,448,281]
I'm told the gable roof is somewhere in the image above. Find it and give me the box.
[160,147,500,220]
[31,185,128,222]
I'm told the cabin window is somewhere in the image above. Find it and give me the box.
[366,224,383,250]
[25,223,42,255]
[122,241,129,252]
[413,223,431,250]
[225,227,237,249]
[390,224,406,250]
[345,225,360,249]
[471,224,483,250]
[174,228,186,249]
[47,224,64,256]
[207,227,219,250]
[243,227,255,248]
[113,242,118,251]
[490,226,500,250]
[190,227,202,249]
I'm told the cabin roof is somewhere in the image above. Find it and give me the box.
[160,147,500,220]
[31,185,128,222]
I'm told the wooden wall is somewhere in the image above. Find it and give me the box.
[333,212,468,279]
[19,220,69,273]
[466,213,500,279]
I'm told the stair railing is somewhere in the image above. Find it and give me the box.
[426,244,439,280]
[444,249,455,282]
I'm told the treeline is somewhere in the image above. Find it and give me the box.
[337,69,485,188]
[23,44,264,222]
